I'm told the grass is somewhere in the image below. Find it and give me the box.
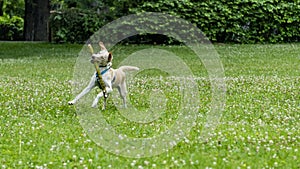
[0,42,299,168]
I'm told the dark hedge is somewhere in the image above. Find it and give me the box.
[49,0,300,44]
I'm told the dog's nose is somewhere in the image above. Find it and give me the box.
[92,56,95,59]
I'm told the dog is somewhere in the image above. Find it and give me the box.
[68,42,139,109]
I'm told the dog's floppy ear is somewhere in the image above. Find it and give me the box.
[108,52,113,62]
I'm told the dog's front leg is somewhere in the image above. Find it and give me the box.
[68,76,96,105]
[91,85,113,109]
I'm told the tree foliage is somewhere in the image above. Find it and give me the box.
[0,15,23,40]
[132,0,300,43]
[50,8,108,43]
[0,0,25,17]
[1,0,299,43]
[0,0,24,40]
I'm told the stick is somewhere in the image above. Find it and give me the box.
[87,44,94,54]
[87,44,107,97]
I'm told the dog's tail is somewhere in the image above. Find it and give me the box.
[118,66,139,72]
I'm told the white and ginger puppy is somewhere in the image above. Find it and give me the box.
[68,42,139,108]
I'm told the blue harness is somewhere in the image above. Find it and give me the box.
[96,67,116,83]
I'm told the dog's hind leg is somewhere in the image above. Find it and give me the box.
[118,82,128,108]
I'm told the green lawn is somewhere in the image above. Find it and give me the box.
[0,42,299,168]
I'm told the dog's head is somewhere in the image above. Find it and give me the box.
[90,42,113,67]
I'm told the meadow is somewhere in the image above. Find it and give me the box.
[0,42,299,168]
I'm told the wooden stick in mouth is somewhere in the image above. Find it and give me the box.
[87,43,108,107]
[87,44,94,54]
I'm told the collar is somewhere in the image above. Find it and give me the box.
[95,66,116,83]
[100,67,110,75]
[96,65,111,76]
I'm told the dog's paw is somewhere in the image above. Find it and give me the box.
[91,103,97,108]
[68,100,75,105]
